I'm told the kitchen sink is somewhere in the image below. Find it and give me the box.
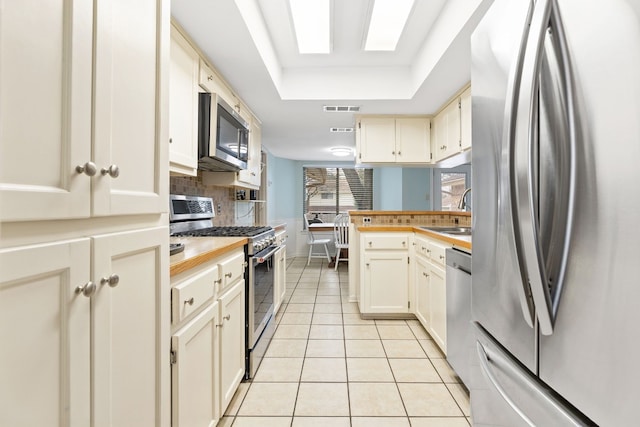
[420,226,472,236]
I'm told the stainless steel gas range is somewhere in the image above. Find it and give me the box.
[169,194,278,378]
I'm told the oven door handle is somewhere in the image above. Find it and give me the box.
[253,246,279,263]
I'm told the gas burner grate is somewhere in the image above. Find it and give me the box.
[173,226,272,238]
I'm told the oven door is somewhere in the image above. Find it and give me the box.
[248,245,277,349]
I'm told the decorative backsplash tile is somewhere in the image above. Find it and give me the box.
[349,212,471,227]
[169,173,238,225]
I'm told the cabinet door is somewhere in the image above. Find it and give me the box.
[0,239,91,426]
[92,226,169,427]
[218,279,246,413]
[238,120,262,187]
[0,0,93,221]
[362,251,409,313]
[429,263,447,354]
[414,256,431,329]
[171,303,220,427]
[434,100,461,162]
[358,117,396,163]
[93,0,168,216]
[169,27,199,176]
[395,118,431,163]
[273,245,286,314]
[460,87,472,151]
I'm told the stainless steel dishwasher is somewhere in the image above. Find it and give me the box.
[446,247,472,387]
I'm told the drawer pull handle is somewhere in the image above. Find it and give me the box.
[185,297,194,306]
[214,278,222,285]
[439,255,445,260]
[225,272,233,278]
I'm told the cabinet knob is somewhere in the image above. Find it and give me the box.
[75,162,97,177]
[75,281,96,297]
[397,151,401,156]
[439,255,445,260]
[185,297,194,306]
[101,164,120,178]
[441,145,447,150]
[422,246,426,251]
[225,272,233,278]
[214,278,222,285]
[427,249,431,253]
[423,272,429,277]
[223,314,230,321]
[368,241,372,247]
[391,151,395,155]
[402,241,406,246]
[207,75,213,81]
[101,274,120,287]
[169,138,173,144]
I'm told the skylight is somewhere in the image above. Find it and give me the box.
[289,0,331,54]
[365,0,415,51]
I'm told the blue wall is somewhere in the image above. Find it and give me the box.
[266,153,433,220]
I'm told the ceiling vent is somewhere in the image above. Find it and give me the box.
[323,105,360,113]
[330,127,355,133]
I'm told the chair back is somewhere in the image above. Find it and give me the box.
[303,214,316,243]
[333,213,350,248]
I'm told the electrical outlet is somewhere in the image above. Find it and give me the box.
[363,217,372,225]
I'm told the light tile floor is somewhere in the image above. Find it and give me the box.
[220,258,471,427]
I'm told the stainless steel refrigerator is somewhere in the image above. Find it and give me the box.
[471,0,640,425]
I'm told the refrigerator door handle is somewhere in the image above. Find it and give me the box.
[477,342,536,426]
[513,0,576,335]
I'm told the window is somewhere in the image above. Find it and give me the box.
[433,165,471,211]
[304,167,373,223]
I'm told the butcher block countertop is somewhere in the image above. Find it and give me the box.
[356,225,472,251]
[169,236,247,277]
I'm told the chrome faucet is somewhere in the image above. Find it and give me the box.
[458,188,472,211]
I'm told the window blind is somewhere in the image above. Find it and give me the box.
[303,167,373,223]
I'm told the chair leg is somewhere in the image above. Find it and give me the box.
[307,244,312,266]
[324,244,331,263]
[334,249,340,271]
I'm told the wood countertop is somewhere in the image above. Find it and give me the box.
[170,236,247,277]
[356,225,472,251]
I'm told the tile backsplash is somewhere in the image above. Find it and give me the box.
[170,173,238,225]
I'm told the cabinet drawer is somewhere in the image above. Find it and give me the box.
[363,234,410,250]
[172,265,218,325]
[428,241,448,267]
[415,236,430,258]
[219,251,245,291]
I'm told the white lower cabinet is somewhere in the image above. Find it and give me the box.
[218,279,245,412]
[414,255,431,328]
[171,303,220,427]
[273,244,287,314]
[359,233,411,315]
[0,226,169,427]
[413,234,450,354]
[170,248,246,427]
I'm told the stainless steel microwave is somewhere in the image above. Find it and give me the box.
[198,92,248,171]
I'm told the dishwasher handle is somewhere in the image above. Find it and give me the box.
[446,248,472,275]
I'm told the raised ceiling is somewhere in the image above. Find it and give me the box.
[171,0,493,161]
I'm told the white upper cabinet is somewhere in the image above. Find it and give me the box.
[92,0,168,217]
[237,118,262,188]
[0,0,168,222]
[432,85,472,162]
[0,0,93,221]
[433,98,461,162]
[169,26,199,177]
[460,87,472,151]
[356,116,431,164]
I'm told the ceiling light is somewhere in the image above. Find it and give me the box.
[323,105,360,112]
[289,0,331,54]
[365,0,415,51]
[330,147,354,157]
